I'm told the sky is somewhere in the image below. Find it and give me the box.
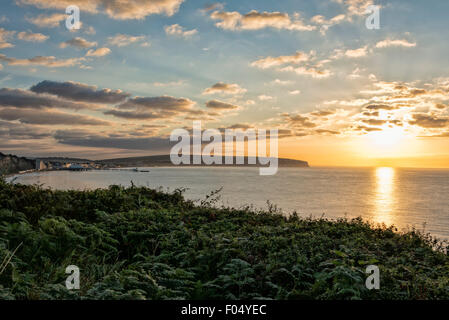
[0,0,449,167]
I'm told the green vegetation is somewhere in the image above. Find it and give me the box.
[0,177,448,300]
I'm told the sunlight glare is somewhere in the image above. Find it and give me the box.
[367,127,406,148]
[373,167,396,226]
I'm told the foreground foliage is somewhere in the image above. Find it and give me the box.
[0,178,448,300]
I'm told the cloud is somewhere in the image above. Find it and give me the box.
[345,46,368,58]
[282,113,317,128]
[0,107,111,125]
[311,14,346,34]
[289,90,301,95]
[251,51,310,69]
[347,67,364,79]
[30,80,130,104]
[361,118,388,126]
[315,129,340,135]
[422,131,449,138]
[251,50,331,78]
[19,0,185,20]
[86,47,111,57]
[54,130,172,151]
[0,43,14,49]
[106,95,196,120]
[258,95,273,101]
[202,3,224,12]
[205,100,240,110]
[281,66,333,78]
[104,110,172,120]
[16,31,49,42]
[355,125,382,132]
[60,37,97,48]
[120,96,195,111]
[202,82,247,95]
[376,39,416,48]
[26,13,66,27]
[153,80,185,87]
[225,123,254,130]
[0,120,52,140]
[335,0,375,17]
[165,24,198,38]
[311,14,346,25]
[310,0,376,33]
[210,10,315,31]
[183,108,220,121]
[0,88,93,110]
[362,111,379,117]
[0,28,15,48]
[365,104,398,111]
[84,26,96,35]
[0,53,85,68]
[270,79,293,85]
[107,34,149,47]
[311,110,335,117]
[409,114,449,128]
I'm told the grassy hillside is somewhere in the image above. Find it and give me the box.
[98,154,309,168]
[0,178,448,300]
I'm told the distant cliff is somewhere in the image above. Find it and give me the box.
[0,152,35,175]
[0,153,309,175]
[99,155,309,168]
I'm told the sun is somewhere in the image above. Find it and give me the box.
[367,126,406,147]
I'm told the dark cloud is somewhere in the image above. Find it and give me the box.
[205,100,240,110]
[355,126,382,132]
[315,129,339,135]
[227,123,254,129]
[409,114,449,128]
[54,130,172,151]
[0,120,51,139]
[30,80,130,104]
[202,82,246,95]
[0,107,111,125]
[0,88,92,110]
[104,109,174,120]
[119,96,194,111]
[0,53,85,68]
[310,110,335,117]
[59,37,97,49]
[361,119,387,126]
[106,95,197,120]
[365,104,398,111]
[362,111,379,117]
[282,113,316,128]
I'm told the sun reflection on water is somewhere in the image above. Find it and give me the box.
[373,167,396,226]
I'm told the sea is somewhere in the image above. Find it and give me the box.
[7,166,449,240]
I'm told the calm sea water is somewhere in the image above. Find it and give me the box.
[8,167,449,239]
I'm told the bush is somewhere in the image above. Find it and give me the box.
[0,181,448,300]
